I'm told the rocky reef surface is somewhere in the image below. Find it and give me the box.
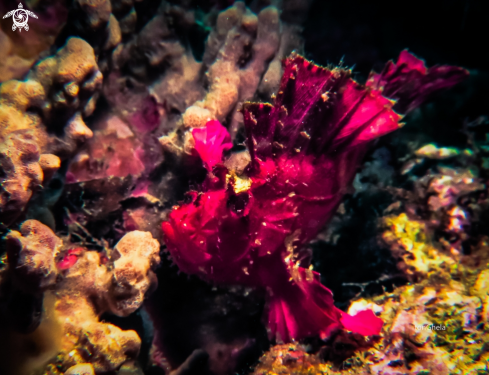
[0,1,487,375]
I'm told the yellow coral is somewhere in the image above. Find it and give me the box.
[382,213,454,278]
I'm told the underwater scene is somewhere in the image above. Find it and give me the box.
[0,0,488,374]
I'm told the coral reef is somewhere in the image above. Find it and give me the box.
[180,2,280,134]
[379,136,488,280]
[66,115,147,183]
[0,37,101,226]
[58,0,122,74]
[60,0,313,288]
[0,134,48,226]
[0,1,484,375]
[0,220,160,375]
[63,0,311,235]
[150,0,306,153]
[6,220,60,293]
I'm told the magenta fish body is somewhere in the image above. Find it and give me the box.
[162,54,402,342]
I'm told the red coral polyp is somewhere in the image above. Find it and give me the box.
[162,54,402,342]
[56,247,84,270]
